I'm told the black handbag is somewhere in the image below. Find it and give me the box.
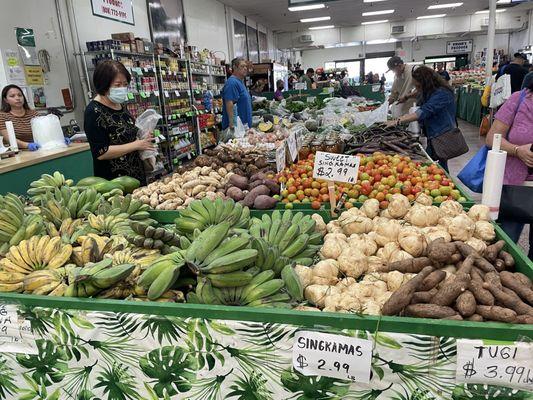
[499,185,533,224]
[429,128,469,161]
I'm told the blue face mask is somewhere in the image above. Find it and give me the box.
[108,87,129,104]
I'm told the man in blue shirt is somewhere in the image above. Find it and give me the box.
[436,63,450,82]
[221,57,252,139]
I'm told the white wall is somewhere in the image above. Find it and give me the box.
[183,0,229,61]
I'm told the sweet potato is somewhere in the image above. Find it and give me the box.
[386,257,432,273]
[484,240,506,262]
[249,172,267,183]
[253,195,278,210]
[248,180,266,190]
[381,266,435,316]
[515,314,533,324]
[404,304,457,319]
[228,174,249,190]
[240,185,270,207]
[500,271,533,305]
[467,314,484,322]
[262,179,280,195]
[431,273,470,306]
[443,314,464,320]
[419,270,446,292]
[226,186,245,201]
[469,280,494,306]
[427,238,457,263]
[455,290,477,317]
[412,288,439,304]
[476,305,517,323]
[483,283,533,315]
[514,272,533,289]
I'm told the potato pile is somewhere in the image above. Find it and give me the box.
[295,195,533,324]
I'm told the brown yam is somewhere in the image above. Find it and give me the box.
[457,254,476,275]
[484,271,502,289]
[431,273,470,306]
[411,288,439,304]
[514,272,532,289]
[228,175,249,190]
[442,314,464,320]
[476,305,517,323]
[482,283,533,315]
[387,257,432,273]
[404,304,457,319]
[467,314,484,322]
[240,185,270,207]
[455,242,477,258]
[249,172,267,183]
[469,280,495,306]
[248,180,266,190]
[381,266,435,316]
[262,179,280,195]
[253,195,278,210]
[455,290,477,317]
[470,268,485,282]
[515,314,533,324]
[419,270,447,292]
[473,257,496,273]
[500,271,533,305]
[484,240,506,262]
[494,259,506,272]
[427,239,457,263]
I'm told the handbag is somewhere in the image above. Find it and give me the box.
[479,114,490,136]
[429,128,469,161]
[499,185,533,223]
[457,146,488,193]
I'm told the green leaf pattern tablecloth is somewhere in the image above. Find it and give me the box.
[0,306,531,400]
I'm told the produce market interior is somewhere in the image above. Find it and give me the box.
[0,0,532,399]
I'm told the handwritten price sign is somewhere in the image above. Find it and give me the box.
[456,339,533,391]
[292,331,372,383]
[312,151,360,184]
[276,144,286,173]
[287,132,298,161]
[0,304,37,354]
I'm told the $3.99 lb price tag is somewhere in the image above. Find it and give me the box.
[292,331,372,383]
[312,151,360,184]
[456,339,533,391]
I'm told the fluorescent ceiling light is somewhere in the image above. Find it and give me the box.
[475,9,506,14]
[362,9,394,16]
[309,25,335,30]
[366,38,398,44]
[300,16,331,22]
[428,3,463,9]
[363,0,388,2]
[325,41,361,48]
[288,3,325,11]
[496,0,510,3]
[417,14,446,19]
[362,19,389,25]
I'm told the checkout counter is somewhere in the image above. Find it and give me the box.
[0,143,92,195]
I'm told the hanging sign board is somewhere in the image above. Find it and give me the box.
[91,0,135,25]
[447,40,473,55]
[455,339,533,391]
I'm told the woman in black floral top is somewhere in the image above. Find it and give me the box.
[84,60,154,185]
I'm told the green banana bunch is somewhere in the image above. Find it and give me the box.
[174,198,250,236]
[137,251,185,300]
[100,194,152,221]
[127,221,181,254]
[27,171,74,205]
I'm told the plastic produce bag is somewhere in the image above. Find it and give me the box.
[364,99,389,127]
[407,106,420,134]
[31,114,67,151]
[135,109,161,171]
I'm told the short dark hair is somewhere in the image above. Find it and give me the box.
[231,57,246,70]
[306,68,314,74]
[387,56,404,71]
[93,60,131,95]
[1,84,30,112]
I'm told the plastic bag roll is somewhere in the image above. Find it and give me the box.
[5,121,18,151]
[481,138,507,220]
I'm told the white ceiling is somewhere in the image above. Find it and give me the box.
[218,0,530,32]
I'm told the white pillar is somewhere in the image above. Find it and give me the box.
[485,0,497,84]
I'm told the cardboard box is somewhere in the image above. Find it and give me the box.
[111,32,135,42]
[135,39,145,53]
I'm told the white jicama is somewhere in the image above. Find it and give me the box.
[465,237,488,254]
[415,192,433,206]
[473,220,496,242]
[397,227,427,257]
[361,198,380,219]
[319,239,344,260]
[422,226,452,243]
[388,194,411,218]
[310,260,340,285]
[347,234,378,256]
[439,200,465,218]
[339,214,373,235]
[376,242,401,263]
[337,247,367,278]
[468,204,491,222]
[326,220,343,233]
[448,214,475,241]
[304,285,341,308]
[372,219,401,247]
[311,214,327,235]
[294,264,313,288]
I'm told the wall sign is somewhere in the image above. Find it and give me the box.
[91,0,135,25]
[447,40,473,54]
[24,66,44,85]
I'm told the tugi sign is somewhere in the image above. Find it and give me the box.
[447,40,473,55]
[92,0,135,25]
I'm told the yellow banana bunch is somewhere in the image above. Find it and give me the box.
[87,214,131,237]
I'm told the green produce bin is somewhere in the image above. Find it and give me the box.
[0,210,531,399]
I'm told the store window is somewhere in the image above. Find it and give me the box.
[258,31,268,62]
[233,19,247,59]
[247,24,259,63]
[364,56,394,88]
[336,61,361,83]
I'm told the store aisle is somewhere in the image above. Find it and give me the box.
[449,120,530,257]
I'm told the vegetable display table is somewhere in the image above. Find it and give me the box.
[0,144,92,195]
[456,87,488,126]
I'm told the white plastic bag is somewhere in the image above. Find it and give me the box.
[490,74,511,108]
[234,116,246,139]
[364,100,389,127]
[135,109,161,172]
[31,114,66,150]
[407,106,420,134]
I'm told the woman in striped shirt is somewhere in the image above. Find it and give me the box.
[0,84,40,151]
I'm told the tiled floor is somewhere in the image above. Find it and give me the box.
[448,120,530,257]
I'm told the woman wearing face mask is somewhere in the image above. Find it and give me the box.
[84,60,154,185]
[0,84,40,151]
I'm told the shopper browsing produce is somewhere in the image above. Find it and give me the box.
[497,52,529,93]
[0,84,40,151]
[299,68,316,90]
[435,62,451,82]
[274,79,285,101]
[486,81,533,258]
[385,66,460,172]
[84,60,154,186]
[387,56,417,116]
[221,57,253,137]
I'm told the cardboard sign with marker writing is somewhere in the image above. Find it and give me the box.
[312,151,360,184]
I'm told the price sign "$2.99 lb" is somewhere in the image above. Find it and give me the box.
[292,331,373,383]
